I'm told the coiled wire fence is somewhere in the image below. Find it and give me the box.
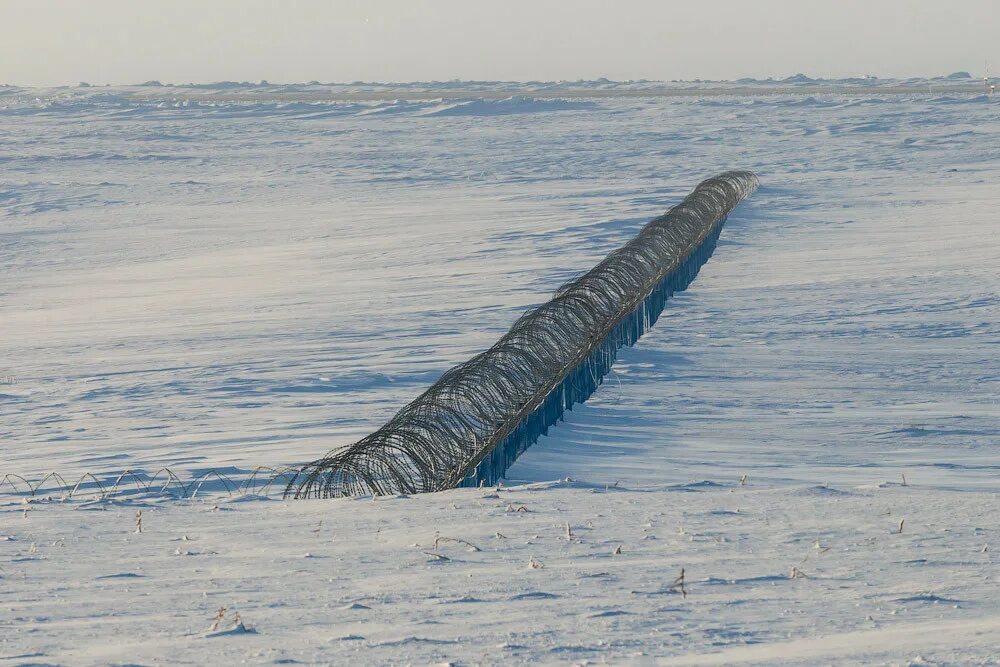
[2,171,757,504]
[286,171,759,499]
[1,467,298,502]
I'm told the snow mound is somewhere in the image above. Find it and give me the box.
[419,96,598,117]
[789,485,854,497]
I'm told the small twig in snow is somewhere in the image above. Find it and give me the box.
[210,607,228,632]
[434,536,481,552]
[672,568,687,598]
[813,540,831,553]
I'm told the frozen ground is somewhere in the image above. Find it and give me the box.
[4,482,1000,665]
[1,84,998,664]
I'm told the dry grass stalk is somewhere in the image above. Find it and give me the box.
[434,536,481,552]
[208,607,249,634]
[672,568,687,597]
[210,606,228,632]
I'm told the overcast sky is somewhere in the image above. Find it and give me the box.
[1,0,995,86]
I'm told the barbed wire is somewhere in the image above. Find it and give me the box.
[4,173,758,504]
[0,466,298,501]
[287,171,759,499]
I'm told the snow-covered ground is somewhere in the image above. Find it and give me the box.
[1,84,998,664]
[5,483,1000,665]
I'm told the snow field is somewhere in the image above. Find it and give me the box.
[3,481,1000,665]
[2,84,998,663]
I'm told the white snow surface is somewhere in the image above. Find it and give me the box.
[1,85,998,664]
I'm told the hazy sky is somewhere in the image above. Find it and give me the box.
[1,0,995,86]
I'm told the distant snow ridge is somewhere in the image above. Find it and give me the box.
[286,172,759,498]
[419,96,598,117]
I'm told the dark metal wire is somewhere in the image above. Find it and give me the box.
[286,171,759,498]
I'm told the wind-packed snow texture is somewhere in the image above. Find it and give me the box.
[2,88,995,488]
[1,83,998,664]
